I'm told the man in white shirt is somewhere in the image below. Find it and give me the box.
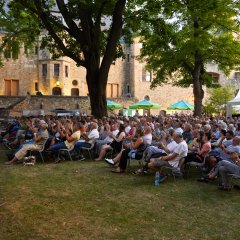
[148,132,188,181]
[74,122,99,153]
[95,123,119,154]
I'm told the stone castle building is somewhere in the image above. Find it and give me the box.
[1,32,239,112]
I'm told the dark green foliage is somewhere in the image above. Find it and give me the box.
[0,0,127,118]
[204,85,235,115]
[127,0,240,116]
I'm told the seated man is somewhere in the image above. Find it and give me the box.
[94,123,119,156]
[144,129,177,162]
[5,120,49,165]
[74,122,99,160]
[133,129,177,174]
[49,122,82,163]
[148,132,188,182]
[218,136,240,163]
[207,150,240,191]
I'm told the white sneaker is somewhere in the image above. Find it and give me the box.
[105,158,115,166]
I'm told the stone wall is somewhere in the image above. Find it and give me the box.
[0,34,39,96]
[0,96,26,109]
[0,96,135,116]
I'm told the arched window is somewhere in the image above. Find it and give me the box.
[52,87,62,96]
[71,88,79,96]
[144,95,150,101]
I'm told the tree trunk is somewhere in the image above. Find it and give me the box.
[86,66,107,118]
[192,58,204,117]
[84,0,126,118]
[192,18,204,117]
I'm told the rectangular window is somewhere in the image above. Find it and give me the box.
[142,70,152,82]
[42,64,47,76]
[107,83,112,98]
[35,46,39,55]
[54,64,60,76]
[235,72,240,79]
[127,85,130,93]
[65,65,69,78]
[11,43,19,59]
[106,83,119,98]
[112,84,119,98]
[35,82,39,91]
[208,72,219,83]
[4,79,19,96]
[127,54,130,62]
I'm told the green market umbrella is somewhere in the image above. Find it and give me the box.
[129,99,160,110]
[107,100,123,110]
[167,100,194,110]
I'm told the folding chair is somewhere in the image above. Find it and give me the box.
[58,145,74,161]
[80,139,97,160]
[127,149,146,169]
[161,158,185,181]
[29,139,49,163]
[228,173,240,186]
[185,156,207,177]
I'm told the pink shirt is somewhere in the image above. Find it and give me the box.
[200,142,211,157]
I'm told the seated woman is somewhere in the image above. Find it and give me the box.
[184,132,211,164]
[105,128,149,173]
[187,129,200,152]
[48,122,81,163]
[94,124,125,161]
[49,119,70,146]
[125,121,137,141]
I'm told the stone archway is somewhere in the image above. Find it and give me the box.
[52,87,62,96]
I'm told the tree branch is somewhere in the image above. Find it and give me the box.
[100,0,126,79]
[32,0,86,67]
[55,0,87,51]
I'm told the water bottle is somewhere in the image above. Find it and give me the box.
[154,171,160,186]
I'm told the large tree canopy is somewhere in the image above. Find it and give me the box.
[1,0,240,117]
[0,0,127,118]
[128,0,240,116]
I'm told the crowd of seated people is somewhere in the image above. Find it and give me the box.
[1,114,240,191]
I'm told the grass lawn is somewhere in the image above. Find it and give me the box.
[0,147,240,240]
